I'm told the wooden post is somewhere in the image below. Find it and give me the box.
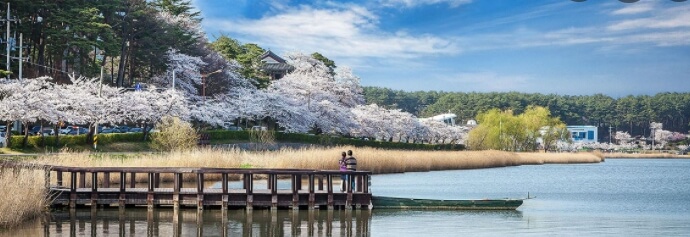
[173,173,181,212]
[292,174,299,210]
[70,171,77,209]
[346,173,353,210]
[318,175,323,191]
[44,169,51,190]
[119,172,126,209]
[130,172,136,188]
[79,171,86,188]
[244,173,253,211]
[154,173,161,188]
[327,174,333,210]
[221,172,228,210]
[196,173,204,210]
[308,174,315,210]
[57,171,63,187]
[270,173,278,210]
[91,172,98,207]
[103,172,110,188]
[147,172,155,210]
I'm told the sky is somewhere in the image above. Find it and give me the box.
[192,0,690,97]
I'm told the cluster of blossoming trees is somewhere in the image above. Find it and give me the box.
[555,125,688,152]
[0,50,469,146]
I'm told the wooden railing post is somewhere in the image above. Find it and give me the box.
[91,172,98,207]
[308,174,315,210]
[327,174,333,210]
[57,171,63,187]
[103,172,110,188]
[270,173,278,210]
[221,172,228,210]
[196,173,204,210]
[173,172,181,212]
[70,171,77,209]
[291,173,299,210]
[244,173,253,210]
[147,172,155,210]
[79,171,86,189]
[130,172,136,188]
[119,172,126,209]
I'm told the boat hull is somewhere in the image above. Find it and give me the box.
[372,196,523,210]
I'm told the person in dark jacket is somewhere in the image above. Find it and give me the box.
[345,150,357,191]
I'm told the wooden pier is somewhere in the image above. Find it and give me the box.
[0,162,372,211]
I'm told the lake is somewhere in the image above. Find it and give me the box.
[3,158,689,236]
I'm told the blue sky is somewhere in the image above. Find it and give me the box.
[193,0,690,97]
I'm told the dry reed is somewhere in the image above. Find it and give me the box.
[0,165,49,228]
[515,152,604,164]
[27,147,603,185]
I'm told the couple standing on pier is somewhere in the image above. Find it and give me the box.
[339,150,357,192]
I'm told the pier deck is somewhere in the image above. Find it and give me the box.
[1,162,371,210]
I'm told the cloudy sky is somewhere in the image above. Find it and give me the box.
[193,0,689,97]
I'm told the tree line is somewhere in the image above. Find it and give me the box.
[4,0,203,86]
[363,87,690,139]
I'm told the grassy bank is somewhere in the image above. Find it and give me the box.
[0,165,49,228]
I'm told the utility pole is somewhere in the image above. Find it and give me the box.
[4,2,17,76]
[18,33,21,79]
[609,126,612,144]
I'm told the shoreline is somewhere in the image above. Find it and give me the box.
[602,153,690,159]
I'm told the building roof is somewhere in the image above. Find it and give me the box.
[260,50,287,64]
[259,50,294,72]
[262,63,294,72]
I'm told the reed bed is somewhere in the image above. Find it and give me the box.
[0,165,50,228]
[515,152,604,164]
[27,147,603,186]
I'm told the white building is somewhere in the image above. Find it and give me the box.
[567,125,598,143]
[420,113,457,126]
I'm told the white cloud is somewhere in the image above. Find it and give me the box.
[608,6,690,31]
[611,2,655,15]
[379,0,472,8]
[203,6,458,59]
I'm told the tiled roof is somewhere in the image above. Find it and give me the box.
[261,63,294,72]
[259,50,287,64]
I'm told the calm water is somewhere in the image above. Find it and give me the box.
[3,159,689,236]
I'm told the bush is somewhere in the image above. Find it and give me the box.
[150,116,198,151]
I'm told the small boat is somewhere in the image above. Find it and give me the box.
[372,196,524,210]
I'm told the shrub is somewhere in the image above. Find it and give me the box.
[150,116,198,151]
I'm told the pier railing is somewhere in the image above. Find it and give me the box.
[0,162,372,210]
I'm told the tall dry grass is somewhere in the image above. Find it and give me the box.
[0,165,49,228]
[28,147,603,184]
[516,152,604,164]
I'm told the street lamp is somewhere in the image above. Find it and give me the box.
[201,69,223,102]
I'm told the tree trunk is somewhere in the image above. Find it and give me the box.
[116,36,128,87]
[22,122,29,147]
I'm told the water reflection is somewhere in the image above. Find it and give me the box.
[5,207,372,237]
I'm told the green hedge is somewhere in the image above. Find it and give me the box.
[8,134,87,149]
[6,130,465,151]
[7,133,146,149]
